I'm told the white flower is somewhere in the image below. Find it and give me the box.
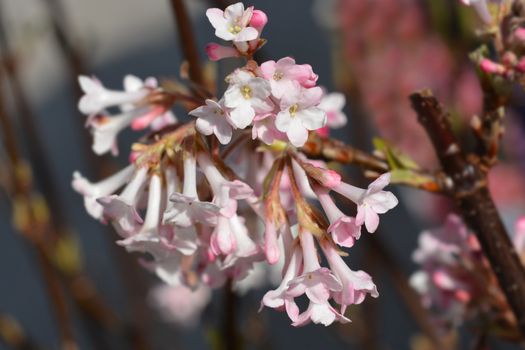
[318,92,347,129]
[189,99,234,144]
[78,75,148,115]
[224,70,273,129]
[206,3,258,42]
[72,165,135,220]
[275,86,326,147]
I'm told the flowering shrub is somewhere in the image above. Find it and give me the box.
[72,2,398,327]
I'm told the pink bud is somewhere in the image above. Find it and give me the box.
[205,43,240,62]
[250,10,268,32]
[479,58,506,75]
[131,106,166,130]
[315,126,330,138]
[264,222,280,264]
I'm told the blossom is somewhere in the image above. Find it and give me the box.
[251,114,286,145]
[149,283,212,328]
[163,154,220,227]
[317,92,347,129]
[189,99,234,144]
[224,69,273,128]
[321,240,378,314]
[205,43,240,61]
[72,165,134,220]
[331,173,398,233]
[315,187,361,248]
[259,57,319,98]
[78,75,148,115]
[206,3,258,42]
[285,230,348,327]
[275,86,327,147]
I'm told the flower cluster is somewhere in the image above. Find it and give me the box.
[72,2,398,327]
[77,75,176,156]
[410,214,525,338]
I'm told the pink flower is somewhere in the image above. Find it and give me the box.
[259,57,318,98]
[321,240,378,314]
[275,86,327,147]
[206,3,258,42]
[315,187,361,248]
[205,43,240,61]
[285,230,347,327]
[331,173,398,233]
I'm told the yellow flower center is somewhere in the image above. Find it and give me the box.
[241,85,252,99]
[273,72,284,81]
[228,25,242,34]
[289,104,299,117]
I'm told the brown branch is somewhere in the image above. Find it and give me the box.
[301,133,389,173]
[410,89,525,338]
[169,0,204,86]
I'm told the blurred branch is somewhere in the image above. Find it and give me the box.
[170,0,204,86]
[0,314,45,350]
[410,89,525,338]
[0,79,77,350]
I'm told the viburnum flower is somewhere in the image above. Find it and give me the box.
[72,165,134,220]
[317,92,347,129]
[206,3,258,43]
[275,85,327,147]
[410,214,525,336]
[163,154,219,227]
[189,99,234,145]
[79,75,176,155]
[285,230,348,327]
[315,186,361,248]
[259,57,319,98]
[331,173,398,233]
[224,69,273,129]
[78,75,148,115]
[321,239,378,314]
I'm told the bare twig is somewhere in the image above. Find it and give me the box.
[169,0,204,86]
[410,89,525,338]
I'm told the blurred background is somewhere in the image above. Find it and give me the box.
[0,0,524,349]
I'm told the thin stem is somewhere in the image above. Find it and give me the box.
[169,0,204,86]
[0,314,45,350]
[410,89,525,337]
